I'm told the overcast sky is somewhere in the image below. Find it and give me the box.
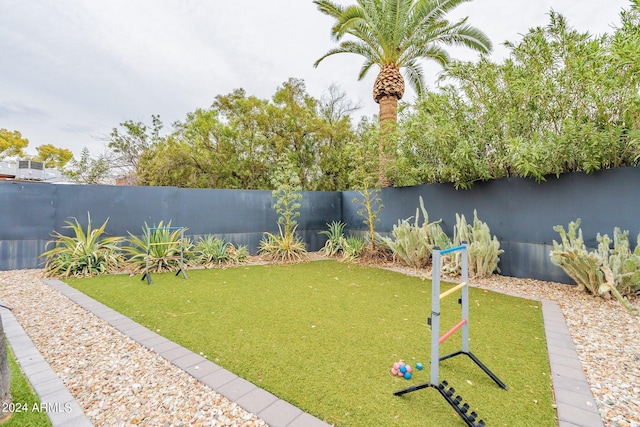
[0,0,631,158]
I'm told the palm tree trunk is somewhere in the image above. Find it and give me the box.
[377,95,398,187]
[373,64,404,187]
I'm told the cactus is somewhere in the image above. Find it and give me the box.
[550,219,639,315]
[468,211,504,277]
[442,211,503,278]
[382,196,448,268]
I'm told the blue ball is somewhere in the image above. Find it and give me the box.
[399,365,407,374]
[404,372,412,380]
[416,363,423,370]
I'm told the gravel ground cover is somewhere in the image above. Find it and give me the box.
[0,264,638,427]
[0,269,266,427]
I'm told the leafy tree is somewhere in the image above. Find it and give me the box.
[35,144,73,170]
[137,79,360,191]
[138,103,248,189]
[316,84,362,191]
[107,115,164,185]
[268,78,326,189]
[314,0,492,184]
[1,129,74,171]
[0,128,28,159]
[64,148,111,185]
[211,89,273,189]
[396,6,640,188]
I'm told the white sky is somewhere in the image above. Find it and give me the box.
[0,0,631,158]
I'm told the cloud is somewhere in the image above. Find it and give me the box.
[0,102,48,120]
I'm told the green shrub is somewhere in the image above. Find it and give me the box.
[40,213,123,277]
[122,221,191,273]
[550,219,639,314]
[319,221,346,256]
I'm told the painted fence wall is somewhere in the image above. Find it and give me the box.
[0,182,341,270]
[344,167,640,283]
[1,167,639,283]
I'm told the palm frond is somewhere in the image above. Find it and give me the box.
[314,0,493,98]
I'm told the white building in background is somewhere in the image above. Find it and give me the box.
[0,160,68,183]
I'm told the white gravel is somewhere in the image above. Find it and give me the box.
[0,269,266,427]
[0,266,638,427]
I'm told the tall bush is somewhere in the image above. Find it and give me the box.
[394,6,640,189]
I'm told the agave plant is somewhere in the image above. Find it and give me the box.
[339,235,367,262]
[259,225,307,263]
[319,221,346,256]
[193,235,230,266]
[122,221,191,273]
[40,212,124,277]
[227,243,250,264]
[192,235,249,267]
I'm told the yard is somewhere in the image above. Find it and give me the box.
[66,260,555,427]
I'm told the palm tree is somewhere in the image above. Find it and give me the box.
[314,0,492,185]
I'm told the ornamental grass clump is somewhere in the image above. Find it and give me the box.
[550,219,640,314]
[40,212,123,277]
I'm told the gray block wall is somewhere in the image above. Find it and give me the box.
[343,167,640,283]
[0,183,341,270]
[2,167,639,283]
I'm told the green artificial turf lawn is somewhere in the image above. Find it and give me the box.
[1,346,52,427]
[67,260,556,427]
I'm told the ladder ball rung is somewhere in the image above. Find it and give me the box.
[439,282,467,300]
[438,319,467,344]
